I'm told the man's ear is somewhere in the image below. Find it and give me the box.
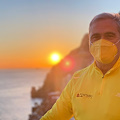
[88,33,91,47]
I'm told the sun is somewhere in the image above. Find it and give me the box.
[51,54,59,61]
[50,53,62,65]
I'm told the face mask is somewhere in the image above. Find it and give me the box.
[90,39,120,64]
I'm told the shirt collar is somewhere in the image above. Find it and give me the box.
[93,57,120,75]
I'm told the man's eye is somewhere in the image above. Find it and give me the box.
[90,36,100,43]
[92,36,100,40]
[108,35,114,37]
[93,36,99,39]
[106,34,115,38]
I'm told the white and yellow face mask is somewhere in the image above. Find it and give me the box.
[90,39,120,64]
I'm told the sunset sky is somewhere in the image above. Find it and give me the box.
[1,0,120,69]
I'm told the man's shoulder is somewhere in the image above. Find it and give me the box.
[73,63,93,78]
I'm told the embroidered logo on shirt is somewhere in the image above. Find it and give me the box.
[115,93,120,97]
[76,93,93,99]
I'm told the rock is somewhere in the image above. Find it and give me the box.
[29,92,59,120]
[31,87,37,98]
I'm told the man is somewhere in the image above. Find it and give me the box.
[40,13,120,120]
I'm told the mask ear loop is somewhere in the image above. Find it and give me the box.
[89,40,93,45]
[89,41,93,49]
[114,39,120,45]
[113,40,120,58]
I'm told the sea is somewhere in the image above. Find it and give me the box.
[0,68,50,120]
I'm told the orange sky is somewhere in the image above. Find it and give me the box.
[0,29,82,69]
[1,1,120,69]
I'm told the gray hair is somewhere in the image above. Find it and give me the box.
[89,13,120,33]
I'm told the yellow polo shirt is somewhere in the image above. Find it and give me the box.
[40,57,120,120]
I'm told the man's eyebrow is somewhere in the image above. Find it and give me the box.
[105,32,116,35]
[91,33,100,38]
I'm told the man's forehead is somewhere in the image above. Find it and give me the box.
[89,19,118,35]
[90,18,116,28]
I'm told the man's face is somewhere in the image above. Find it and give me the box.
[89,19,120,52]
